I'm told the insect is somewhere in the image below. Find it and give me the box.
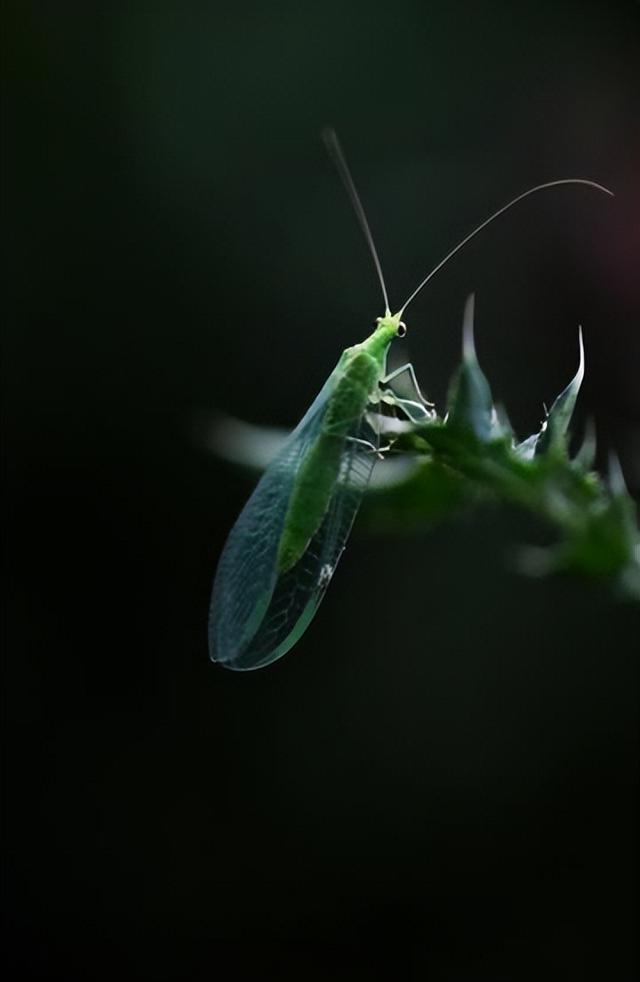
[208,130,612,671]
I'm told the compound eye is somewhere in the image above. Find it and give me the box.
[397,321,407,338]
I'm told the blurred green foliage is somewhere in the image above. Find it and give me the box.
[213,303,639,598]
[365,312,640,597]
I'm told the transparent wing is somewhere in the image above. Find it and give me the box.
[209,375,377,671]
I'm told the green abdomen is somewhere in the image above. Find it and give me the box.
[277,350,379,573]
[277,432,344,572]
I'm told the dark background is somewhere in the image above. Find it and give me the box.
[3,2,639,979]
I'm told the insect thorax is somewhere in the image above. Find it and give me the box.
[323,349,381,436]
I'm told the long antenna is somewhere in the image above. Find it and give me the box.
[323,128,390,315]
[398,179,613,317]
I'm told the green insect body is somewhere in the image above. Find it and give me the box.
[277,322,396,572]
[208,129,612,671]
[208,313,410,671]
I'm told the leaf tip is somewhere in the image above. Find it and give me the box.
[462,292,476,361]
[608,450,629,497]
[576,324,585,386]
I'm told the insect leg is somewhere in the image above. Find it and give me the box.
[345,435,392,459]
[380,362,434,408]
[381,392,431,424]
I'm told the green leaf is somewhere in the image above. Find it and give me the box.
[361,457,473,531]
[515,432,540,460]
[446,294,494,441]
[491,403,514,440]
[572,418,597,472]
[535,327,585,456]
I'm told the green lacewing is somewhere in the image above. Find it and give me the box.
[208,131,611,670]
